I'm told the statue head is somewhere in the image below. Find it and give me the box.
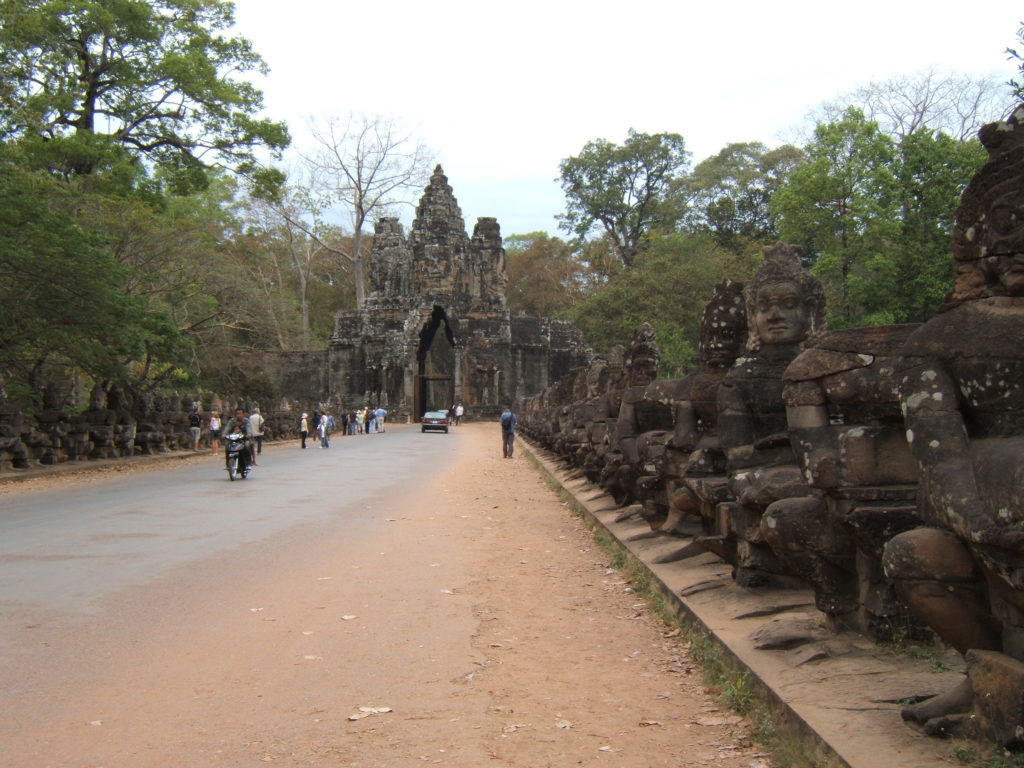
[699,279,747,369]
[950,104,1024,302]
[745,243,825,352]
[88,385,108,410]
[625,323,659,387]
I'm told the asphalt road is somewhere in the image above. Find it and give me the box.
[0,424,453,614]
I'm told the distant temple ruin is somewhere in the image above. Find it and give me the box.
[327,166,592,418]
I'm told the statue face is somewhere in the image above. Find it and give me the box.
[753,281,809,345]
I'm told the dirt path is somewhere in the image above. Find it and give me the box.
[1,425,769,767]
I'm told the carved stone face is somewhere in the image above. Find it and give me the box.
[753,281,809,345]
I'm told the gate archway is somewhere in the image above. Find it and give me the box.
[414,305,456,418]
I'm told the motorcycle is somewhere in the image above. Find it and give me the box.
[224,432,251,481]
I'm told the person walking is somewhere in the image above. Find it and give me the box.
[299,412,309,449]
[319,413,330,448]
[499,406,517,459]
[249,406,265,461]
[454,403,464,426]
[375,406,387,433]
[188,407,202,451]
[209,411,221,453]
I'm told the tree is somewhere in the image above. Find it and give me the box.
[300,114,434,307]
[679,142,806,250]
[0,160,183,403]
[567,233,758,377]
[811,68,1013,141]
[0,0,289,189]
[889,131,986,321]
[558,129,690,267]
[1008,21,1024,100]
[773,108,900,326]
[504,232,587,317]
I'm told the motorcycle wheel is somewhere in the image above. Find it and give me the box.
[228,455,238,481]
[240,461,249,479]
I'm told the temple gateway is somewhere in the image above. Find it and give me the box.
[327,166,592,419]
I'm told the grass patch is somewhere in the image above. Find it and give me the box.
[954,745,1024,768]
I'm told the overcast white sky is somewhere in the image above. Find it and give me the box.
[230,0,1022,236]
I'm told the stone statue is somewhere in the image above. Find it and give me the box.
[760,324,924,637]
[881,105,1024,746]
[715,243,826,586]
[662,279,747,541]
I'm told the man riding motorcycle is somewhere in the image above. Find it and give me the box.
[222,407,254,474]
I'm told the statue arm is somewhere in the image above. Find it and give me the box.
[671,400,699,451]
[717,380,754,464]
[900,359,998,543]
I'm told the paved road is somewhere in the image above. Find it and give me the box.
[0,424,453,614]
[0,424,774,768]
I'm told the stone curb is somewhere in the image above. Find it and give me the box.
[520,437,961,768]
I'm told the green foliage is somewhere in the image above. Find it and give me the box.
[679,142,806,250]
[1007,22,1024,101]
[774,108,901,326]
[0,159,184,389]
[568,233,759,376]
[890,131,986,321]
[558,129,690,266]
[773,106,985,327]
[0,0,289,190]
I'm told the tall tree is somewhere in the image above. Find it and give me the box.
[0,160,183,401]
[811,68,1012,141]
[889,131,986,321]
[567,233,758,377]
[0,0,289,189]
[773,108,900,326]
[679,142,806,250]
[504,232,587,317]
[558,129,689,267]
[301,114,434,307]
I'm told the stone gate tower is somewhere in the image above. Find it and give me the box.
[328,166,591,418]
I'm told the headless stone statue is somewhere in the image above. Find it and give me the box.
[608,324,660,507]
[761,324,924,636]
[881,105,1024,747]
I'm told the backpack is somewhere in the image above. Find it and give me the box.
[500,412,513,429]
[189,412,201,428]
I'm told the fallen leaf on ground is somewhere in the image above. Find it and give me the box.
[598,745,615,752]
[638,720,662,727]
[554,719,572,729]
[341,615,357,621]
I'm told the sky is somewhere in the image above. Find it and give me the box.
[229,0,1022,237]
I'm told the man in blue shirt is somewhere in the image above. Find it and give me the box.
[499,407,517,459]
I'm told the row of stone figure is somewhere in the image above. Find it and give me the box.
[517,105,1024,752]
[0,388,302,472]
